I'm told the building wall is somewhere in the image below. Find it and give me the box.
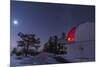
[65,22,95,60]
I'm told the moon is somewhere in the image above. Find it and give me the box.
[13,20,18,25]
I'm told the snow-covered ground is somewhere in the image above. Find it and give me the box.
[10,52,58,67]
[10,51,94,67]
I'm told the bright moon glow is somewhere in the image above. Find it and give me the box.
[13,20,18,25]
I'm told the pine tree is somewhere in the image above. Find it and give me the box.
[44,35,59,54]
[44,33,67,54]
[16,32,40,56]
[11,48,17,56]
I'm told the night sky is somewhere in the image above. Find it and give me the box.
[10,1,95,48]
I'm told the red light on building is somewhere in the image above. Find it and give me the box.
[67,27,76,43]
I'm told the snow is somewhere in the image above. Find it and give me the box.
[11,51,95,67]
[10,53,58,66]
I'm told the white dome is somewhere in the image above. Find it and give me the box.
[75,22,95,41]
